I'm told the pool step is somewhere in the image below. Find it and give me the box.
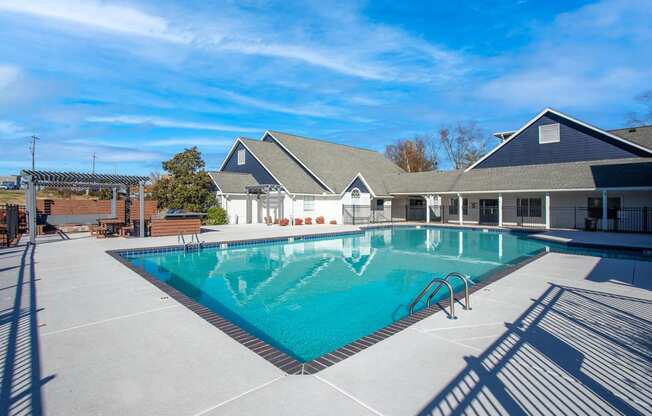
[408,272,472,319]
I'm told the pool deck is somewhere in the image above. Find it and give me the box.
[1,224,650,415]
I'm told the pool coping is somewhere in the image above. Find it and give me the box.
[105,225,636,375]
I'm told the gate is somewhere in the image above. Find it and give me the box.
[343,205,371,225]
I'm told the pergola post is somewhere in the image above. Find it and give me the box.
[425,195,431,223]
[111,187,117,218]
[26,177,37,244]
[246,192,252,224]
[139,181,145,237]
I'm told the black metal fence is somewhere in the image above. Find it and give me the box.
[1,204,22,247]
[436,204,652,233]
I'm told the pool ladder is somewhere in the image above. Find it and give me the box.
[408,272,472,319]
[178,232,204,251]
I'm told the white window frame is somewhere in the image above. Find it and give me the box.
[304,195,315,212]
[538,123,560,144]
[237,149,246,165]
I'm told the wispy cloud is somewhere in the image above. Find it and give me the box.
[86,115,261,133]
[0,0,190,43]
[0,0,463,82]
[0,64,20,89]
[0,120,27,137]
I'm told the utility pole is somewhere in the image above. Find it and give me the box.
[91,152,97,174]
[29,135,40,170]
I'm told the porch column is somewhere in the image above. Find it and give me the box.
[291,195,295,227]
[458,194,463,225]
[139,181,145,237]
[265,190,270,223]
[545,192,551,230]
[277,188,283,219]
[498,193,503,227]
[425,195,431,223]
[602,190,608,231]
[246,192,252,224]
[111,187,117,218]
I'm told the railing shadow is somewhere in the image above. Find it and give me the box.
[418,282,652,415]
[0,244,55,415]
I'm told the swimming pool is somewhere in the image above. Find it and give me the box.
[118,226,647,364]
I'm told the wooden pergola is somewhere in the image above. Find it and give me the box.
[21,170,150,243]
[244,184,284,224]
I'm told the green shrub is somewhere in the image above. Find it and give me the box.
[206,206,228,225]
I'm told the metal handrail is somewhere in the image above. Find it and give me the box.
[408,278,456,319]
[426,272,472,311]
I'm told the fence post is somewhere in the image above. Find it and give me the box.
[644,207,649,233]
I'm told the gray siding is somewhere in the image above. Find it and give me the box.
[222,142,278,185]
[346,177,370,193]
[476,113,650,169]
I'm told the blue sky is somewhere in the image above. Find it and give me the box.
[0,0,651,175]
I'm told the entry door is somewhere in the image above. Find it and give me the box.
[479,199,499,224]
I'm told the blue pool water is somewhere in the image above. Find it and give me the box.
[122,227,646,361]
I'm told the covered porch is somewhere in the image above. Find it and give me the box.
[419,189,652,233]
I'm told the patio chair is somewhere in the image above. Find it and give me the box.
[119,223,134,237]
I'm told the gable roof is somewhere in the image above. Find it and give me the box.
[209,171,258,194]
[238,138,327,194]
[466,108,652,172]
[609,125,652,151]
[384,158,652,194]
[265,130,404,196]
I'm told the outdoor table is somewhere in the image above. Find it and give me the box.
[98,218,123,236]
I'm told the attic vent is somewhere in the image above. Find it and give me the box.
[539,123,560,144]
[629,128,637,133]
[237,149,245,165]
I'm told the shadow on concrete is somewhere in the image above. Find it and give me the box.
[0,244,55,415]
[418,281,652,415]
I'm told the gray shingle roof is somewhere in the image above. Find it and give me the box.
[267,131,404,195]
[382,158,652,194]
[609,125,652,151]
[240,138,328,194]
[209,171,258,193]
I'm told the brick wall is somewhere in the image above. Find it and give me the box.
[36,199,158,221]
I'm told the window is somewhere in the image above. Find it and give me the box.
[449,198,468,215]
[375,199,384,210]
[517,198,543,217]
[539,123,560,144]
[587,197,621,219]
[351,188,361,199]
[410,199,425,207]
[237,149,246,165]
[304,196,315,212]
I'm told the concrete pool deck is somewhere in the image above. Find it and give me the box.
[1,224,650,415]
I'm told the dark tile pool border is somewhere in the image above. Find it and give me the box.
[106,227,555,375]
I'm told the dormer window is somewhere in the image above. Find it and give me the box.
[237,149,245,165]
[539,123,560,144]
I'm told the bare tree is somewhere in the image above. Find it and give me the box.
[439,121,489,169]
[385,134,438,172]
[626,90,652,126]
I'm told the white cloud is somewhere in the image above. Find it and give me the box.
[0,65,20,90]
[86,115,260,133]
[0,0,191,43]
[0,120,26,137]
[0,0,462,82]
[141,137,234,147]
[211,87,340,118]
[479,0,652,110]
